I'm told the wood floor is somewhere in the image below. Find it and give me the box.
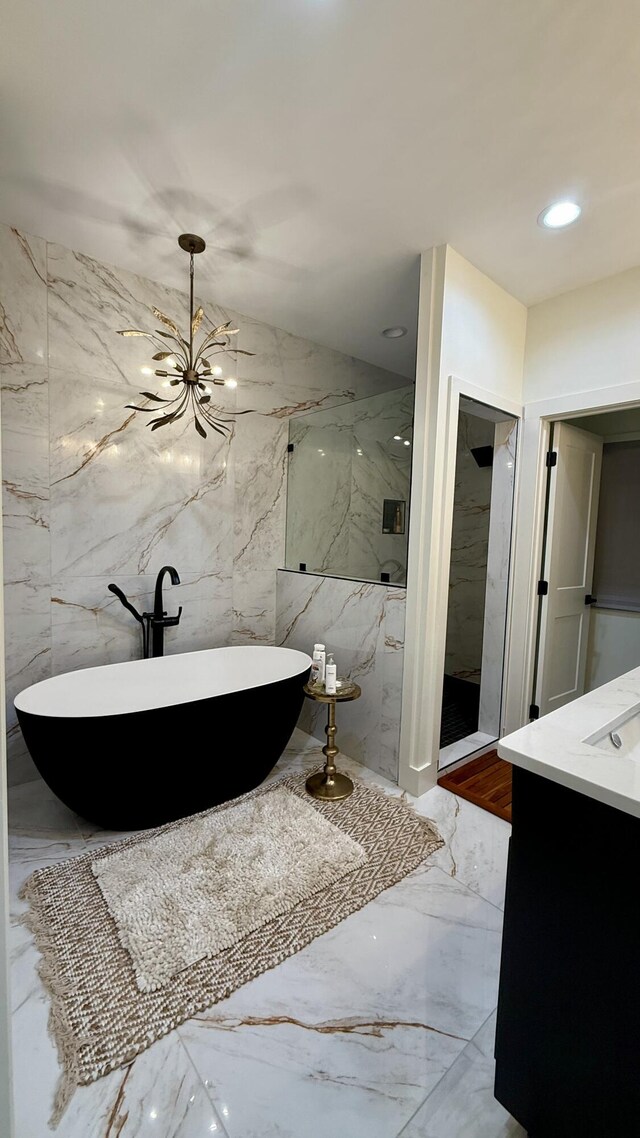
[438,750,512,823]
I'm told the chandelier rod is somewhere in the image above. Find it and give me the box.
[189,250,195,370]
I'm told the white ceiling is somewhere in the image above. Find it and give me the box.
[2,0,640,377]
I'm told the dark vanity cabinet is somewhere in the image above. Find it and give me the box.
[494,766,640,1137]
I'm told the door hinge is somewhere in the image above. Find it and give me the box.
[537,580,549,596]
[287,443,294,453]
[546,450,558,467]
[529,703,540,720]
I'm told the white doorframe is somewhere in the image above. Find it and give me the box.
[504,379,640,737]
[398,252,522,795]
[0,403,14,1133]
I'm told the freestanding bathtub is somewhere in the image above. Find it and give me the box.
[15,645,311,830]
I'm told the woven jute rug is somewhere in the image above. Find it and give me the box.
[20,769,443,1124]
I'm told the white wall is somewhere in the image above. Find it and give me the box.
[506,264,640,735]
[586,609,640,692]
[399,246,526,796]
[441,247,528,405]
[524,266,640,402]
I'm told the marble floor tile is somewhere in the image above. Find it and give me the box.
[12,996,229,1138]
[415,786,511,911]
[7,729,513,1137]
[178,864,503,1138]
[273,732,511,911]
[398,1012,526,1138]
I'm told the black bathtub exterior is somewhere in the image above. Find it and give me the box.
[17,666,310,830]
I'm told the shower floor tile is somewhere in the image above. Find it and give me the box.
[8,728,517,1138]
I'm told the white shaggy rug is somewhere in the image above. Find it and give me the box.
[92,785,367,992]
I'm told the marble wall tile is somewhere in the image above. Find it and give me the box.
[232,413,287,573]
[286,418,352,576]
[0,227,47,366]
[2,432,49,582]
[231,567,277,646]
[46,239,233,385]
[4,609,51,783]
[0,362,49,437]
[49,369,235,578]
[1,358,52,781]
[276,570,405,780]
[238,313,408,411]
[285,387,413,584]
[444,412,494,682]
[478,419,517,736]
[1,222,408,786]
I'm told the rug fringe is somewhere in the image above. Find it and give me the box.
[19,876,82,1127]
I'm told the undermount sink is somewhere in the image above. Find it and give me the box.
[584,700,640,760]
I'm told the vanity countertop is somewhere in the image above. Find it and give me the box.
[498,666,640,818]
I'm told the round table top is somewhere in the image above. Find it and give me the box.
[303,679,361,704]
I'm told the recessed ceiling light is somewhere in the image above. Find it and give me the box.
[381,326,407,339]
[538,200,582,229]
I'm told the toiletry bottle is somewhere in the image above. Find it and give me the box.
[325,652,337,695]
[311,643,326,685]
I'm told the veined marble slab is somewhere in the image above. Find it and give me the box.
[444,411,494,683]
[1,221,408,784]
[499,665,640,817]
[0,227,47,366]
[286,386,413,584]
[276,569,405,781]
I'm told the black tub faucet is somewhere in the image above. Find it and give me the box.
[107,566,182,659]
[151,566,182,658]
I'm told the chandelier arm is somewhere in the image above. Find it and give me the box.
[153,331,190,365]
[193,343,231,368]
[199,405,233,432]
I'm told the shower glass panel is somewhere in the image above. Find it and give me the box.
[285,385,414,585]
[440,396,518,768]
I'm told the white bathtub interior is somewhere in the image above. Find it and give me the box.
[14,646,312,719]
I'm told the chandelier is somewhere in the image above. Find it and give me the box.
[117,233,253,439]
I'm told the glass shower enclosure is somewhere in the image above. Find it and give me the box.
[284,385,414,586]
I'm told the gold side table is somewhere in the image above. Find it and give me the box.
[303,679,361,801]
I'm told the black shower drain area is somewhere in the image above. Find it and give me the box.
[440,675,480,748]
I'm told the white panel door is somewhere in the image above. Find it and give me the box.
[536,422,603,717]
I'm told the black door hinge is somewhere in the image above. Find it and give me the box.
[546,450,557,467]
[537,580,549,596]
[287,443,294,453]
[529,703,540,720]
